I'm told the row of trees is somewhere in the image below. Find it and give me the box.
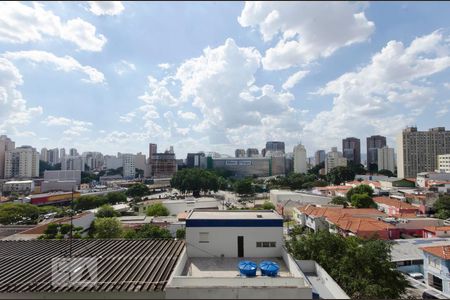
[267,172,327,190]
[287,229,408,299]
[433,194,450,219]
[0,203,40,225]
[40,223,84,239]
[73,191,127,211]
[330,184,376,208]
[171,169,220,197]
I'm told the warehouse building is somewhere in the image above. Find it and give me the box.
[206,156,286,178]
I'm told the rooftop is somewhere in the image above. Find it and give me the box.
[421,245,450,260]
[391,238,450,262]
[187,209,282,220]
[327,215,395,238]
[0,239,184,293]
[424,226,450,233]
[298,204,386,219]
[4,180,33,184]
[373,196,419,210]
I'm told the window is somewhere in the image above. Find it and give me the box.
[256,241,276,248]
[199,232,209,243]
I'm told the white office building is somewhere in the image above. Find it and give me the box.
[104,155,123,170]
[122,153,135,179]
[4,146,39,179]
[325,147,347,174]
[438,154,450,173]
[0,135,15,179]
[377,146,395,173]
[293,144,307,174]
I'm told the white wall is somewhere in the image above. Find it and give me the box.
[186,227,283,257]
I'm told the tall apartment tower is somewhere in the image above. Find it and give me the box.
[235,149,246,158]
[122,153,136,179]
[4,146,39,178]
[377,147,395,173]
[367,135,386,168]
[314,150,326,166]
[40,147,48,162]
[325,147,347,174]
[149,143,157,160]
[397,127,450,178]
[246,148,259,157]
[48,148,59,165]
[60,148,66,159]
[69,148,78,156]
[0,135,15,179]
[342,137,361,165]
[265,141,285,154]
[293,144,307,174]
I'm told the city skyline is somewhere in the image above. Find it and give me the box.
[1,2,450,158]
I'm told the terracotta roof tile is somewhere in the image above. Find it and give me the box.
[373,196,419,210]
[421,245,450,260]
[424,226,450,233]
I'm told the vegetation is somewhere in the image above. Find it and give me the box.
[96,204,120,218]
[234,178,255,196]
[126,183,150,198]
[40,223,83,239]
[38,205,69,217]
[267,172,327,190]
[347,161,366,175]
[261,201,276,210]
[326,166,355,185]
[350,193,376,208]
[124,224,172,239]
[0,203,40,225]
[81,171,98,184]
[92,217,123,238]
[307,162,325,177]
[146,203,170,216]
[346,184,374,201]
[287,230,408,299]
[73,191,126,210]
[331,196,348,208]
[433,195,450,219]
[171,168,219,197]
[377,169,395,177]
[176,228,186,239]
[39,160,61,177]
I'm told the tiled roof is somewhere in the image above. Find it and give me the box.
[373,196,419,210]
[327,215,395,237]
[316,185,352,191]
[298,204,386,219]
[345,180,381,188]
[421,245,450,260]
[0,239,185,293]
[424,226,450,233]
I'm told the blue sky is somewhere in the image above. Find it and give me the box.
[1,1,450,159]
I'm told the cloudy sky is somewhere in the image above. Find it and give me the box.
[1,1,450,159]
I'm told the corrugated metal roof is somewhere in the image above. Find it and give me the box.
[0,239,184,293]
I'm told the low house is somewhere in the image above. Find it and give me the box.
[378,178,416,189]
[373,196,420,217]
[421,245,450,296]
[423,226,450,238]
[326,215,397,240]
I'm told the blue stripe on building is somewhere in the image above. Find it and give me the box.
[186,219,283,227]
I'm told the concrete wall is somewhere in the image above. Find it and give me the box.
[186,227,283,257]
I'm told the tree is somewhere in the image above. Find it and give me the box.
[348,161,366,175]
[74,195,107,210]
[146,203,169,216]
[96,205,120,218]
[368,163,378,173]
[0,203,40,225]
[234,178,255,196]
[105,191,127,205]
[171,169,219,197]
[307,162,325,176]
[378,169,395,177]
[326,166,355,185]
[39,160,61,177]
[350,193,376,208]
[93,218,123,238]
[81,171,98,184]
[262,201,276,210]
[287,230,407,299]
[176,228,186,239]
[134,224,172,239]
[346,184,374,201]
[331,196,349,208]
[135,168,144,178]
[126,183,150,198]
[433,195,450,219]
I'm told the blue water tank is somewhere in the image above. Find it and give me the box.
[238,261,257,277]
[259,261,280,277]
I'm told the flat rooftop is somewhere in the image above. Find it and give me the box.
[391,238,450,262]
[187,210,282,220]
[182,257,291,278]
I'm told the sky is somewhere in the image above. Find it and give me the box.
[1,1,450,159]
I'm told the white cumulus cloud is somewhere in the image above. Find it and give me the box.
[88,1,124,16]
[114,60,136,75]
[282,70,310,90]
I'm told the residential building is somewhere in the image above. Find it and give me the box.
[293,144,307,174]
[367,135,387,169]
[59,148,66,159]
[325,147,347,174]
[377,146,395,173]
[135,152,148,177]
[82,151,104,170]
[438,154,450,173]
[61,155,85,171]
[186,152,205,168]
[69,148,78,156]
[148,143,157,159]
[2,180,35,194]
[285,153,294,174]
[423,226,450,238]
[104,155,123,170]
[4,146,39,178]
[314,150,325,166]
[235,149,246,158]
[416,171,450,188]
[269,190,331,208]
[421,245,450,296]
[265,141,285,154]
[373,196,419,217]
[122,153,136,179]
[0,135,15,179]
[397,127,450,178]
[378,178,416,189]
[48,148,59,165]
[39,147,48,162]
[246,148,259,157]
[342,137,361,165]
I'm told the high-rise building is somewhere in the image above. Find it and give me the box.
[60,148,66,159]
[186,153,205,168]
[148,143,176,178]
[293,144,307,174]
[61,156,85,171]
[104,155,122,170]
[438,154,450,173]
[367,135,386,169]
[265,141,285,154]
[246,148,259,157]
[377,147,395,173]
[397,127,450,178]
[40,147,48,162]
[325,147,347,174]
[122,153,136,179]
[314,150,325,166]
[48,148,59,165]
[261,148,266,157]
[0,135,15,179]
[235,149,246,158]
[82,152,104,171]
[342,137,361,165]
[149,143,157,160]
[4,146,39,178]
[135,152,150,177]
[69,148,78,156]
